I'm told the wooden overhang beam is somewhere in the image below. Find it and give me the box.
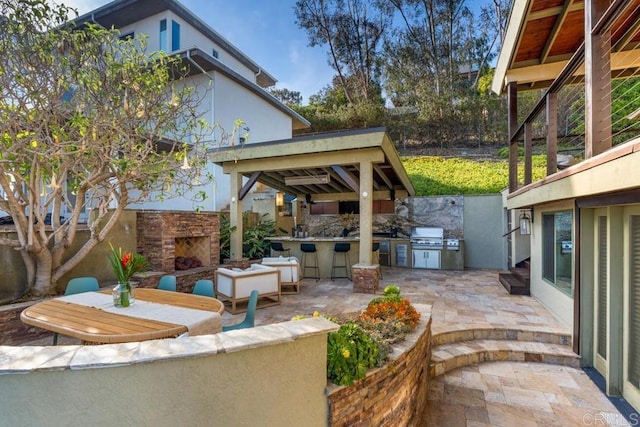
[540,0,573,64]
[373,164,394,190]
[323,167,352,193]
[257,173,290,194]
[238,171,261,201]
[331,165,360,193]
[510,43,584,142]
[380,134,415,196]
[221,148,384,174]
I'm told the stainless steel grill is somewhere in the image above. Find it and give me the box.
[410,227,444,270]
[410,226,444,250]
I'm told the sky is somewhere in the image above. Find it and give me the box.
[62,0,335,104]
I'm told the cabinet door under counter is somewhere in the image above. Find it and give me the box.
[390,240,411,268]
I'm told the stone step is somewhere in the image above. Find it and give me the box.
[510,267,530,285]
[498,272,530,295]
[429,339,580,377]
[432,326,572,346]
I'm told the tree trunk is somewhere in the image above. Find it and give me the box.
[31,251,55,297]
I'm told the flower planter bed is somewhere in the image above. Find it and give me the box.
[326,304,432,426]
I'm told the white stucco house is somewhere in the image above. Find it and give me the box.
[74,0,310,213]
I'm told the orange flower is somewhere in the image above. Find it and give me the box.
[121,252,132,269]
[360,298,420,329]
[108,243,148,284]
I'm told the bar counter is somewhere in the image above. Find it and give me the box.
[267,237,400,279]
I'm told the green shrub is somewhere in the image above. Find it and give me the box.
[383,285,401,296]
[327,322,380,386]
[497,146,525,158]
[219,213,280,261]
[368,284,403,306]
[402,155,547,196]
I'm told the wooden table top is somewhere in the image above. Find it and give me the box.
[21,288,224,344]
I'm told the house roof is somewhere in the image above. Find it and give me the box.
[73,0,277,88]
[492,0,640,94]
[210,127,415,200]
[74,0,310,130]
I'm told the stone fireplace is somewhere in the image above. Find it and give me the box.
[136,211,220,291]
[174,236,209,270]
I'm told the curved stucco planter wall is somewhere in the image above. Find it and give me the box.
[0,318,338,427]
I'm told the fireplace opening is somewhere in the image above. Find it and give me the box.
[175,237,211,271]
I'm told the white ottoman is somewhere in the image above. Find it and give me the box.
[261,257,300,294]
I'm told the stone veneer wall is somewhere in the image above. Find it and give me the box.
[136,211,220,272]
[134,268,217,293]
[327,305,432,426]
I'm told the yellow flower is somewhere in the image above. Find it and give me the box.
[342,348,350,359]
[313,311,320,318]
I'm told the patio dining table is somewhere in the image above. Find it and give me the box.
[20,288,224,344]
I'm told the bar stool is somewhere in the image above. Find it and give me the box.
[270,241,291,257]
[372,242,383,279]
[331,242,351,281]
[300,243,319,281]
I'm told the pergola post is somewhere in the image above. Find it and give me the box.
[352,160,378,294]
[358,160,373,265]
[228,167,243,261]
[585,0,611,158]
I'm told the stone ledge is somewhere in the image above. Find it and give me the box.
[0,317,338,374]
[429,339,580,377]
[432,326,572,346]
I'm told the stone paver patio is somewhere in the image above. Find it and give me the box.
[30,267,630,425]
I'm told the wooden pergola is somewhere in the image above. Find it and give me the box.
[210,127,415,267]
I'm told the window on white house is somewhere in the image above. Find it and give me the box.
[542,210,573,296]
[212,49,219,59]
[171,20,180,51]
[119,31,134,41]
[159,19,167,51]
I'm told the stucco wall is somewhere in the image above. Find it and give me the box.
[0,318,336,426]
[119,11,257,82]
[213,72,292,144]
[463,194,507,270]
[530,201,575,329]
[0,229,28,303]
[0,210,137,303]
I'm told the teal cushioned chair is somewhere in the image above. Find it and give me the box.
[53,277,100,345]
[222,290,258,332]
[157,275,177,292]
[192,279,214,297]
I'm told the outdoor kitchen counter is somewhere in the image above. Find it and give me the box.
[267,237,464,273]
[267,237,407,279]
